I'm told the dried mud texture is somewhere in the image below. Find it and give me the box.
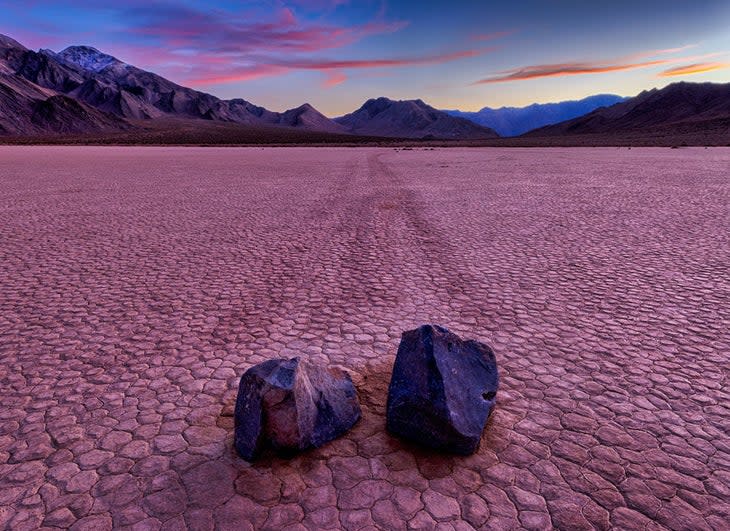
[0,146,728,530]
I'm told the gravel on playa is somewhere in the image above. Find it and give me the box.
[0,146,728,530]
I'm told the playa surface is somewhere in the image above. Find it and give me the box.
[1,146,728,530]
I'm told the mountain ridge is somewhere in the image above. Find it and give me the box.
[0,34,350,133]
[1,32,729,144]
[0,33,497,139]
[524,82,730,140]
[0,36,131,135]
[445,94,628,136]
[336,97,498,139]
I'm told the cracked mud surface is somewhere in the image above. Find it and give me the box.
[0,146,728,530]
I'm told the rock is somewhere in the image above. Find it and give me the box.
[386,325,499,454]
[234,357,361,461]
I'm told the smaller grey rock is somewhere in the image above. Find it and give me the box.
[386,325,499,454]
[234,357,361,461]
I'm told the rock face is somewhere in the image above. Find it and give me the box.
[0,34,128,135]
[234,357,361,461]
[386,325,499,454]
[0,72,127,135]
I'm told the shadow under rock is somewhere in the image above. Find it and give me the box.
[217,358,509,474]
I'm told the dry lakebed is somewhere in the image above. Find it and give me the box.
[0,146,728,530]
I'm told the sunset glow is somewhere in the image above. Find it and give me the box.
[660,62,730,77]
[1,0,729,114]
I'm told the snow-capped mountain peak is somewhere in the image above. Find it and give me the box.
[57,46,122,73]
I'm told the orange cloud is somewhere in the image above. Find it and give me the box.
[473,45,716,85]
[659,62,730,77]
[473,59,669,84]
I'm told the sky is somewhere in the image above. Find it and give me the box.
[2,0,730,115]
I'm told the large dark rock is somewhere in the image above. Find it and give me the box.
[234,357,361,461]
[386,325,499,454]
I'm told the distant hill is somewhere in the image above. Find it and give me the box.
[445,94,627,137]
[525,82,730,140]
[335,97,499,139]
[277,103,347,133]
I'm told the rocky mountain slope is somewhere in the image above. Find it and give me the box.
[525,82,730,139]
[445,94,627,137]
[21,44,292,123]
[336,97,498,139]
[0,38,128,135]
[2,33,489,139]
[0,33,350,136]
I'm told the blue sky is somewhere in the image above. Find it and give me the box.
[2,1,729,115]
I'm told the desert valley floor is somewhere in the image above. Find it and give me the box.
[0,146,728,530]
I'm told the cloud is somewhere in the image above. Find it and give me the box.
[122,3,408,54]
[623,44,698,61]
[99,2,428,87]
[4,1,508,90]
[471,30,515,42]
[659,61,730,77]
[125,5,407,55]
[323,70,347,87]
[185,65,290,85]
[14,1,450,90]
[472,46,716,84]
[269,48,490,70]
[287,0,350,8]
[473,59,670,84]
[187,47,493,86]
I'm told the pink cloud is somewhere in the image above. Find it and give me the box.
[186,65,290,85]
[79,3,417,89]
[187,47,493,86]
[471,30,515,42]
[271,48,490,70]
[126,6,407,56]
[323,71,347,87]
[278,7,298,27]
[287,0,350,8]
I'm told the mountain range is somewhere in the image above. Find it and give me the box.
[0,35,128,135]
[444,95,628,137]
[526,82,730,140]
[0,33,496,140]
[336,97,497,139]
[1,32,729,144]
